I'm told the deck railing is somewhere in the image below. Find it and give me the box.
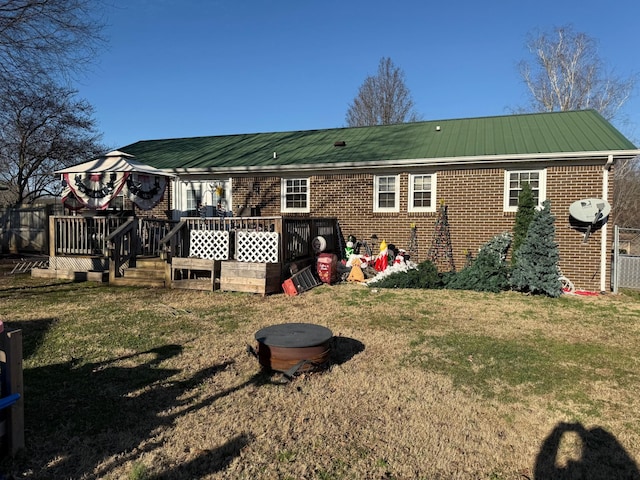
[50,216,176,258]
[160,217,282,262]
[138,218,176,257]
[183,216,280,233]
[160,216,339,264]
[50,215,340,272]
[50,215,128,256]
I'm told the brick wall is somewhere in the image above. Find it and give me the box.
[148,160,611,291]
[232,177,282,216]
[228,163,611,292]
[548,164,613,293]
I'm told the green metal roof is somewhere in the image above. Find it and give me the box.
[119,110,638,172]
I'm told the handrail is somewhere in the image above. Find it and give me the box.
[107,217,136,281]
[159,219,187,261]
[159,219,186,247]
[105,217,136,246]
[137,218,175,257]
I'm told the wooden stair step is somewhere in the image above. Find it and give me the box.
[110,277,166,288]
[135,258,166,269]
[124,268,166,280]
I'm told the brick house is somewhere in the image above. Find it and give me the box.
[119,109,639,292]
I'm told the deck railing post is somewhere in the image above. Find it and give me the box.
[49,216,56,258]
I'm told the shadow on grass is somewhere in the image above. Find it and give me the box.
[150,433,253,479]
[1,343,277,479]
[0,280,102,298]
[330,336,365,366]
[534,422,640,479]
[4,318,56,359]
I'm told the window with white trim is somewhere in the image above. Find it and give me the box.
[186,188,201,216]
[504,169,546,212]
[281,178,310,213]
[374,175,400,212]
[408,173,436,212]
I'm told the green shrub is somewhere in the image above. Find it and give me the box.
[446,233,512,293]
[369,260,443,289]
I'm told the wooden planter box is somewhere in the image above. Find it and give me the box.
[220,261,282,295]
[171,257,220,291]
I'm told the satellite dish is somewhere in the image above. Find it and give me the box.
[569,198,611,243]
[569,198,611,224]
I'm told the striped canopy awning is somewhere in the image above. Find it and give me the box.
[56,151,174,211]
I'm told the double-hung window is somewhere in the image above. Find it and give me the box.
[281,178,310,213]
[374,175,400,212]
[408,173,436,212]
[186,188,201,217]
[504,169,546,212]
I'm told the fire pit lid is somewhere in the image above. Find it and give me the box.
[255,323,333,348]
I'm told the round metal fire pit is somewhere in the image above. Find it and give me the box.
[254,323,333,375]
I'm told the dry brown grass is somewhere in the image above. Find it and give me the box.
[0,269,639,479]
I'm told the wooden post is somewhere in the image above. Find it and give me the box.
[275,218,284,268]
[108,242,117,283]
[49,215,56,259]
[0,330,24,456]
[164,258,172,288]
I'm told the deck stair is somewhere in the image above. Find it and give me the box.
[110,257,167,288]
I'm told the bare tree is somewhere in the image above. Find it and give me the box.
[517,26,640,227]
[0,0,106,206]
[612,158,640,228]
[346,57,421,127]
[0,81,104,205]
[0,0,104,84]
[517,25,636,121]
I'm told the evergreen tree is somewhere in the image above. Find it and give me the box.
[446,232,511,293]
[512,182,536,265]
[510,200,562,297]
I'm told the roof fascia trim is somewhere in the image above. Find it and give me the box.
[166,149,640,175]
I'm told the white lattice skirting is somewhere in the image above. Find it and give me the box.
[49,256,109,271]
[190,230,230,260]
[236,231,279,263]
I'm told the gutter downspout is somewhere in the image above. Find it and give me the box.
[601,154,614,292]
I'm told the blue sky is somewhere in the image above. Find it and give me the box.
[78,0,640,149]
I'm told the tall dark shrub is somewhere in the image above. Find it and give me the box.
[510,200,562,297]
[512,182,536,265]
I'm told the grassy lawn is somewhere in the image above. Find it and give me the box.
[0,270,639,479]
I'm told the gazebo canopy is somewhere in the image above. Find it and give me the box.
[55,150,175,177]
[57,151,175,211]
